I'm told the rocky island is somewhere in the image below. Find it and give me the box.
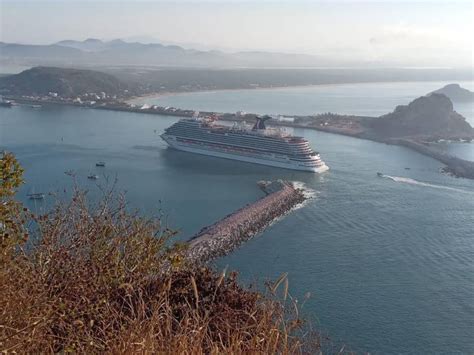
[429,83,474,102]
[369,93,473,141]
[368,93,474,178]
[289,92,474,178]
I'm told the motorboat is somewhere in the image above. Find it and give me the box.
[27,192,45,200]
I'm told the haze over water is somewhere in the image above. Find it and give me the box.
[133,81,474,120]
[1,82,473,354]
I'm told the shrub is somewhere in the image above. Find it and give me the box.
[0,152,315,353]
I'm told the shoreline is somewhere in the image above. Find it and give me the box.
[125,79,474,105]
[5,95,474,179]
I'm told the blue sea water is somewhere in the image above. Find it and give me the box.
[134,80,474,163]
[1,82,473,354]
[133,80,474,120]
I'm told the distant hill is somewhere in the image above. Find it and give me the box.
[0,39,351,68]
[56,38,106,52]
[370,93,473,140]
[3,38,474,73]
[0,66,129,97]
[0,42,83,61]
[429,84,474,102]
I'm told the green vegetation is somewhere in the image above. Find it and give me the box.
[107,67,474,94]
[0,152,317,353]
[0,67,130,97]
[2,65,474,101]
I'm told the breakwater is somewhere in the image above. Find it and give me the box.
[186,180,306,264]
[392,139,474,179]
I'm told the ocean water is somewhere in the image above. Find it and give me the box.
[132,81,474,122]
[1,82,474,354]
[134,80,474,163]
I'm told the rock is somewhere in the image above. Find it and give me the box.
[370,93,473,140]
[429,84,474,102]
[186,181,306,264]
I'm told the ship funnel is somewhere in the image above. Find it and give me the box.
[252,115,272,130]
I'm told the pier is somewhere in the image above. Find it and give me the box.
[392,139,474,179]
[186,180,306,264]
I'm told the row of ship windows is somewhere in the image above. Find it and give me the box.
[167,128,313,155]
[170,133,313,157]
[168,123,307,145]
[175,137,321,162]
[170,124,309,146]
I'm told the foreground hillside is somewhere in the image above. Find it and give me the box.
[0,66,130,97]
[0,152,319,353]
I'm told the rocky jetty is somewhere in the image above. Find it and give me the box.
[186,181,306,264]
[257,179,290,194]
[363,94,474,178]
[429,83,474,102]
[392,139,474,179]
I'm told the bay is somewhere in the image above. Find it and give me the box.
[1,81,473,354]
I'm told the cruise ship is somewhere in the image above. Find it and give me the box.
[161,116,329,173]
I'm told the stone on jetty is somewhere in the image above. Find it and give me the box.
[394,139,474,179]
[187,181,306,264]
[257,179,288,194]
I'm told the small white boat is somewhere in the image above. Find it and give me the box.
[87,174,99,180]
[95,161,106,167]
[28,192,45,200]
[0,100,13,108]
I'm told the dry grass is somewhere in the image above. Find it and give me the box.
[0,152,318,354]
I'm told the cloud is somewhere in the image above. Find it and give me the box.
[367,24,472,66]
[369,25,446,47]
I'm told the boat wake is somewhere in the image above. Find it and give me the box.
[289,181,319,214]
[380,174,472,194]
[292,181,317,200]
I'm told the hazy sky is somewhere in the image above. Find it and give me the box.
[1,0,472,67]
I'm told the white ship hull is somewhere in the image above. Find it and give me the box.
[162,134,329,173]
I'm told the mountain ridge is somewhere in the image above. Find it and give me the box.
[0,39,356,68]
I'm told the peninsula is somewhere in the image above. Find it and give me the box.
[2,66,473,179]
